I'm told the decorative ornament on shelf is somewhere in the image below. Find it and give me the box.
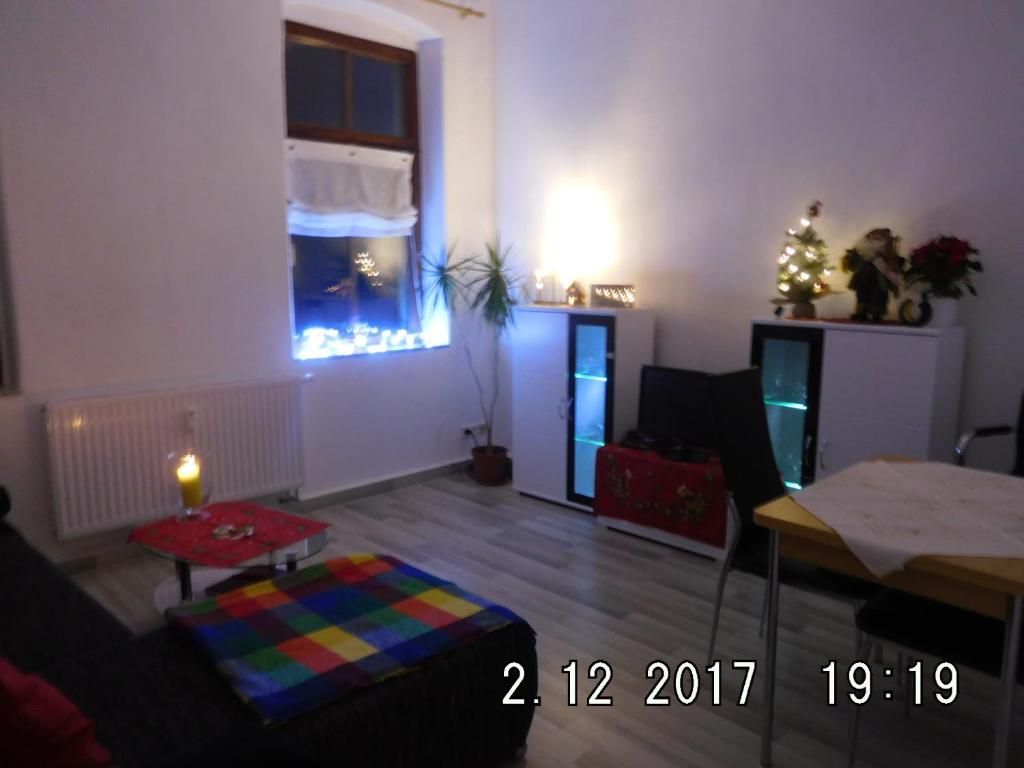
[899,236,982,327]
[841,228,903,322]
[771,200,834,319]
[534,269,546,294]
[896,294,933,327]
[531,268,563,304]
[566,281,586,306]
[591,284,636,308]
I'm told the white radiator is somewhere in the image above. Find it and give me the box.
[45,377,305,539]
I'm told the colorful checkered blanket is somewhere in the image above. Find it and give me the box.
[167,554,526,723]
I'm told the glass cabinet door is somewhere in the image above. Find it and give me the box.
[750,325,823,490]
[568,315,615,505]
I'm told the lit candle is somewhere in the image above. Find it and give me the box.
[177,453,203,509]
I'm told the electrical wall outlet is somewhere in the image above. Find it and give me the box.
[462,423,487,439]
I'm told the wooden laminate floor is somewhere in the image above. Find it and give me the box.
[73,474,1023,767]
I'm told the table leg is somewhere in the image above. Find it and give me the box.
[992,595,1022,768]
[175,559,193,602]
[761,531,780,767]
[286,552,298,573]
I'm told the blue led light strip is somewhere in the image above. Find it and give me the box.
[763,399,808,411]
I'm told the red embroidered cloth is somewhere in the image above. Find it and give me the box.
[128,502,328,567]
[594,444,728,548]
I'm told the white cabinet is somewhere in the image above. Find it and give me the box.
[751,319,964,487]
[510,306,655,509]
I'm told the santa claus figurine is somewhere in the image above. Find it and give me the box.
[841,229,904,322]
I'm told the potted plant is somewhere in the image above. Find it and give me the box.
[422,240,521,485]
[904,236,982,326]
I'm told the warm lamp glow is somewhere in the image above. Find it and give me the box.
[176,453,203,509]
[543,184,616,288]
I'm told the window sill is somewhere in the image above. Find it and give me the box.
[293,327,450,361]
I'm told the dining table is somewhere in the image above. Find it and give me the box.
[754,467,1024,768]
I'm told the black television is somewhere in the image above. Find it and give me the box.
[637,365,717,449]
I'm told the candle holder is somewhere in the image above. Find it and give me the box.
[532,271,571,305]
[178,492,213,522]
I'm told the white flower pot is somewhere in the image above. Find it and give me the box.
[928,297,959,327]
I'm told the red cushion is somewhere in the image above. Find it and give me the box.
[0,657,113,768]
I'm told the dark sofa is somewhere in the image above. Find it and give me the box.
[0,500,537,767]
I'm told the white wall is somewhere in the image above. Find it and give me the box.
[495,0,1024,471]
[0,0,496,556]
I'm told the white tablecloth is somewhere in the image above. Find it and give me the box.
[794,461,1024,577]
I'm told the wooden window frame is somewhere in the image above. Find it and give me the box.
[284,21,420,153]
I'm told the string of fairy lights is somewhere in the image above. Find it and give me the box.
[355,250,383,288]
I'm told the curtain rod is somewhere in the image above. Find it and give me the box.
[419,0,485,19]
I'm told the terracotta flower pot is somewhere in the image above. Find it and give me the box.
[471,446,509,486]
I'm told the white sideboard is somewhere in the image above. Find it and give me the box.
[751,319,965,487]
[510,306,655,510]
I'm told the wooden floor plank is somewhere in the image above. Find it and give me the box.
[74,474,1024,767]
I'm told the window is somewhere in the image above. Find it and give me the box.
[285,22,417,149]
[284,22,443,360]
[291,234,423,356]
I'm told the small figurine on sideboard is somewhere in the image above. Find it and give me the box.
[841,228,904,322]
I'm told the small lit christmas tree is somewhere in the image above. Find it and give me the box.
[775,200,834,318]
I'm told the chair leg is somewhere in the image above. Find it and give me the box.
[709,495,741,663]
[759,578,770,638]
[708,563,731,664]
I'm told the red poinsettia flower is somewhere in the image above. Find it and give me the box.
[904,236,981,299]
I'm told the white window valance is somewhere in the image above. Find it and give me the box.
[285,140,418,239]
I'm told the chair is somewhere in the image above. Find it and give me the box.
[705,368,877,662]
[848,589,1024,767]
[954,390,1023,476]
